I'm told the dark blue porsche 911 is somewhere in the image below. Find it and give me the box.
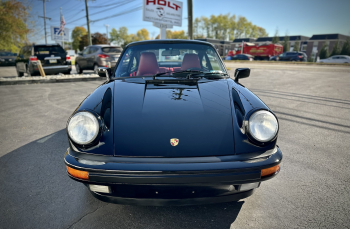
[64,39,282,206]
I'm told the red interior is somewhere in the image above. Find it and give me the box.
[130,53,202,77]
[136,52,160,76]
[181,54,201,70]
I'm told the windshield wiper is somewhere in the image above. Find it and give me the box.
[201,72,229,78]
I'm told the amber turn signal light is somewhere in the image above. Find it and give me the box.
[261,164,280,177]
[67,166,89,180]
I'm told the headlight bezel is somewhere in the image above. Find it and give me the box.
[245,109,279,145]
[66,110,103,149]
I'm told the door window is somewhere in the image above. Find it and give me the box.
[89,47,98,54]
[82,47,90,55]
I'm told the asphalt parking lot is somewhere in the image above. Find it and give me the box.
[0,63,350,229]
[0,65,90,78]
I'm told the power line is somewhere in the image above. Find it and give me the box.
[88,0,136,17]
[88,0,133,9]
[90,5,142,23]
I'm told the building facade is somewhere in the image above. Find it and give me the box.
[306,34,350,61]
[196,33,350,60]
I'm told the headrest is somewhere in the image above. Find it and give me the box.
[136,52,159,76]
[181,54,201,70]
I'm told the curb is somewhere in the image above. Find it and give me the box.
[0,77,107,86]
[223,60,350,66]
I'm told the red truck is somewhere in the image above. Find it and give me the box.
[227,43,283,60]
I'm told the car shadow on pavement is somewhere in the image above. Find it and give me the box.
[0,129,244,229]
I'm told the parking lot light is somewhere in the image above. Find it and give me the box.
[66,166,89,180]
[261,164,280,177]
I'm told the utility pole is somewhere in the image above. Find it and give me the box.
[38,0,51,44]
[187,0,193,40]
[85,0,92,46]
[105,24,109,44]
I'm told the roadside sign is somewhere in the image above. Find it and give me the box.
[153,22,173,28]
[50,26,69,41]
[143,0,183,27]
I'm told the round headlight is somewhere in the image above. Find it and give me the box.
[248,110,278,142]
[67,112,99,145]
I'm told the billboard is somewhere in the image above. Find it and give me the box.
[143,0,183,27]
[50,26,69,41]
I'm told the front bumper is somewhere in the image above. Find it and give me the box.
[31,64,71,74]
[0,60,15,66]
[64,147,282,206]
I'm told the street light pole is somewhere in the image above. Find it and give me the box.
[85,0,92,46]
[105,24,109,44]
[187,0,193,40]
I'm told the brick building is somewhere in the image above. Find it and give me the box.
[305,34,350,60]
[195,39,231,56]
[255,35,310,52]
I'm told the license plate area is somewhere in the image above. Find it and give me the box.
[49,59,57,63]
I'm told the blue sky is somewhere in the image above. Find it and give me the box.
[26,0,350,44]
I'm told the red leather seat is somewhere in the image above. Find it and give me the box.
[136,52,159,76]
[181,54,201,70]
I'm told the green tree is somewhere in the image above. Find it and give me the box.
[340,39,350,55]
[0,0,30,52]
[330,41,341,56]
[136,28,149,40]
[282,35,290,52]
[193,14,267,41]
[109,26,131,48]
[79,34,88,51]
[92,32,107,44]
[257,27,268,37]
[293,41,300,51]
[71,27,87,52]
[272,29,279,44]
[319,43,329,59]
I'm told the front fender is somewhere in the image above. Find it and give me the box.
[68,81,115,155]
[227,79,278,154]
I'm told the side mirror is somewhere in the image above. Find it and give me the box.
[98,67,111,80]
[234,68,250,83]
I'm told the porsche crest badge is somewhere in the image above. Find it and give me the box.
[170,138,179,146]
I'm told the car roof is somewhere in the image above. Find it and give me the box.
[32,44,61,47]
[92,45,122,47]
[126,39,215,48]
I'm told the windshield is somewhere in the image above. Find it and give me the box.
[0,52,16,56]
[114,43,226,78]
[102,47,122,53]
[34,46,65,56]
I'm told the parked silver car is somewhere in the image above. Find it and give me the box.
[75,45,123,74]
[317,55,350,64]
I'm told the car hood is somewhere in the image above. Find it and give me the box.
[113,79,235,157]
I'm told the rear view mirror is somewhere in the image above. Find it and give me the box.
[98,67,111,80]
[234,68,250,83]
[162,50,180,56]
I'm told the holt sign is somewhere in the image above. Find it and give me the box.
[143,0,183,27]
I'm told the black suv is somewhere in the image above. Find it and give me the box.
[15,44,71,77]
[277,51,307,62]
